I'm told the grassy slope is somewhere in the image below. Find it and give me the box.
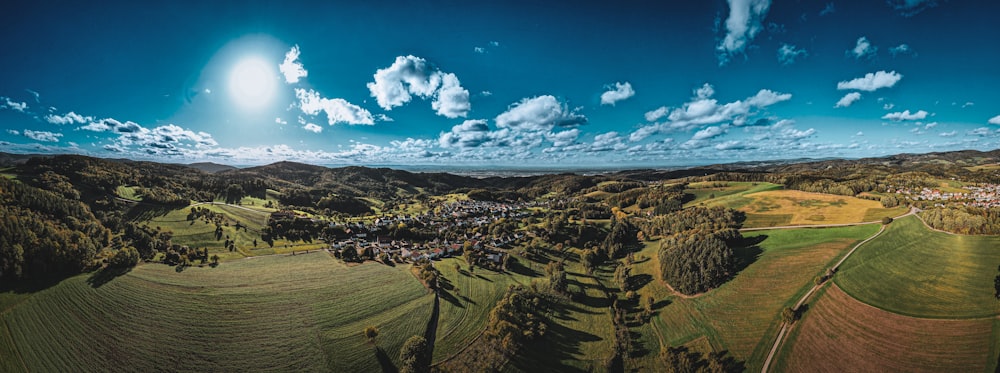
[0,253,433,372]
[836,215,1000,318]
[629,224,879,371]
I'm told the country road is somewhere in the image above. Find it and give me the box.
[757,209,913,372]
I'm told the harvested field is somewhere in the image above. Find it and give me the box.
[776,285,998,372]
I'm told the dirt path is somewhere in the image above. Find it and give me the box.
[759,222,889,373]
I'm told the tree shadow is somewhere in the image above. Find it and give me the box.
[374,346,398,373]
[506,257,540,277]
[439,289,464,308]
[0,274,67,295]
[87,266,133,288]
[508,316,600,373]
[733,235,766,275]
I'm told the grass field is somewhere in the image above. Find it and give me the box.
[629,224,880,371]
[115,185,142,201]
[145,204,326,260]
[0,253,434,372]
[836,216,1000,318]
[684,182,782,208]
[737,190,906,228]
[775,285,999,372]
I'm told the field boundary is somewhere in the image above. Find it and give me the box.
[760,222,888,373]
[741,206,915,232]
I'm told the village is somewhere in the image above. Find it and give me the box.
[890,183,1000,208]
[273,199,542,268]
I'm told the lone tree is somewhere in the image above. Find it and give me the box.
[210,254,220,266]
[108,247,140,269]
[782,306,798,323]
[881,216,894,225]
[399,335,430,373]
[363,325,379,344]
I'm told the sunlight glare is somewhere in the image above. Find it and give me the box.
[228,57,277,110]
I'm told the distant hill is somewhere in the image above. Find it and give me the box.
[186,162,237,173]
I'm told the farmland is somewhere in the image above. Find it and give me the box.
[684,183,907,228]
[775,285,998,372]
[629,223,880,371]
[0,253,434,372]
[836,216,1000,318]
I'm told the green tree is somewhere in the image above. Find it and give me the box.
[363,325,379,344]
[782,306,797,323]
[399,335,430,373]
[108,247,140,269]
[211,254,220,266]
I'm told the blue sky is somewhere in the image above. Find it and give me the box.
[1,0,999,167]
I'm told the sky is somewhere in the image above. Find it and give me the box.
[1,0,999,168]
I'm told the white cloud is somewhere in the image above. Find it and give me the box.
[546,129,580,147]
[295,88,375,125]
[600,82,635,106]
[960,102,974,108]
[44,111,93,125]
[629,84,791,142]
[988,115,1000,125]
[714,140,750,150]
[7,129,19,135]
[279,45,308,84]
[836,70,902,91]
[303,123,322,133]
[692,126,726,140]
[23,129,62,142]
[474,46,486,54]
[968,127,992,136]
[924,122,938,129]
[889,44,914,57]
[939,131,956,137]
[2,97,28,112]
[275,117,287,125]
[856,131,864,136]
[777,44,807,65]
[439,119,492,148]
[717,0,773,65]
[835,92,862,108]
[882,109,928,121]
[495,95,586,132]
[849,36,877,59]
[431,73,471,118]
[645,106,669,122]
[883,103,895,110]
[367,55,471,118]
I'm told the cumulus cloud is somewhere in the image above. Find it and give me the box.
[692,126,726,140]
[279,45,308,84]
[837,70,902,91]
[645,106,670,122]
[45,111,92,125]
[882,109,928,121]
[439,119,492,148]
[629,83,791,142]
[777,44,807,65]
[367,55,471,118]
[835,92,862,108]
[968,127,992,137]
[495,95,586,132]
[600,82,635,106]
[275,117,287,125]
[1,97,28,112]
[939,131,956,137]
[988,115,1000,125]
[23,129,62,142]
[717,0,773,65]
[849,36,877,59]
[7,129,19,135]
[431,73,471,118]
[546,129,580,147]
[303,123,322,133]
[295,88,375,125]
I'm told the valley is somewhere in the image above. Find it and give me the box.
[1,149,1000,372]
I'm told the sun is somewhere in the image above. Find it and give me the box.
[228,57,277,110]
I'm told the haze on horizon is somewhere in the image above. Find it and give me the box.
[1,0,999,167]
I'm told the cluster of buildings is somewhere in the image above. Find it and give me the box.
[890,183,1000,208]
[328,199,536,263]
